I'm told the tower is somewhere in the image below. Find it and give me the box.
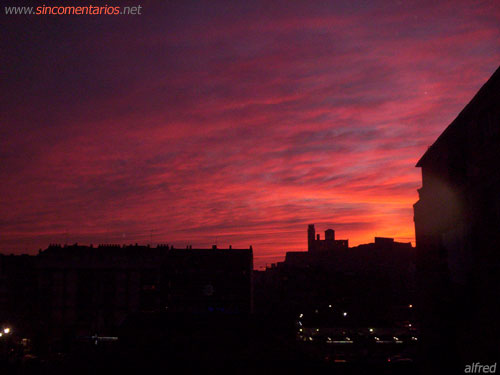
[324,229,335,241]
[308,224,316,252]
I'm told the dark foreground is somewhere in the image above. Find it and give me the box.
[1,312,418,375]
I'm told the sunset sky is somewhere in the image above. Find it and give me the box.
[2,0,500,268]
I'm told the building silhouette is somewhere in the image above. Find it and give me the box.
[255,225,415,317]
[1,228,420,370]
[0,243,253,347]
[0,255,37,337]
[307,224,348,252]
[414,65,500,373]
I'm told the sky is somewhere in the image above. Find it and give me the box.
[2,0,500,268]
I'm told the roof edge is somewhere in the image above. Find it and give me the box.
[416,64,500,168]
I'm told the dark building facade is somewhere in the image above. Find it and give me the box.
[0,244,253,344]
[0,255,37,334]
[413,66,500,372]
